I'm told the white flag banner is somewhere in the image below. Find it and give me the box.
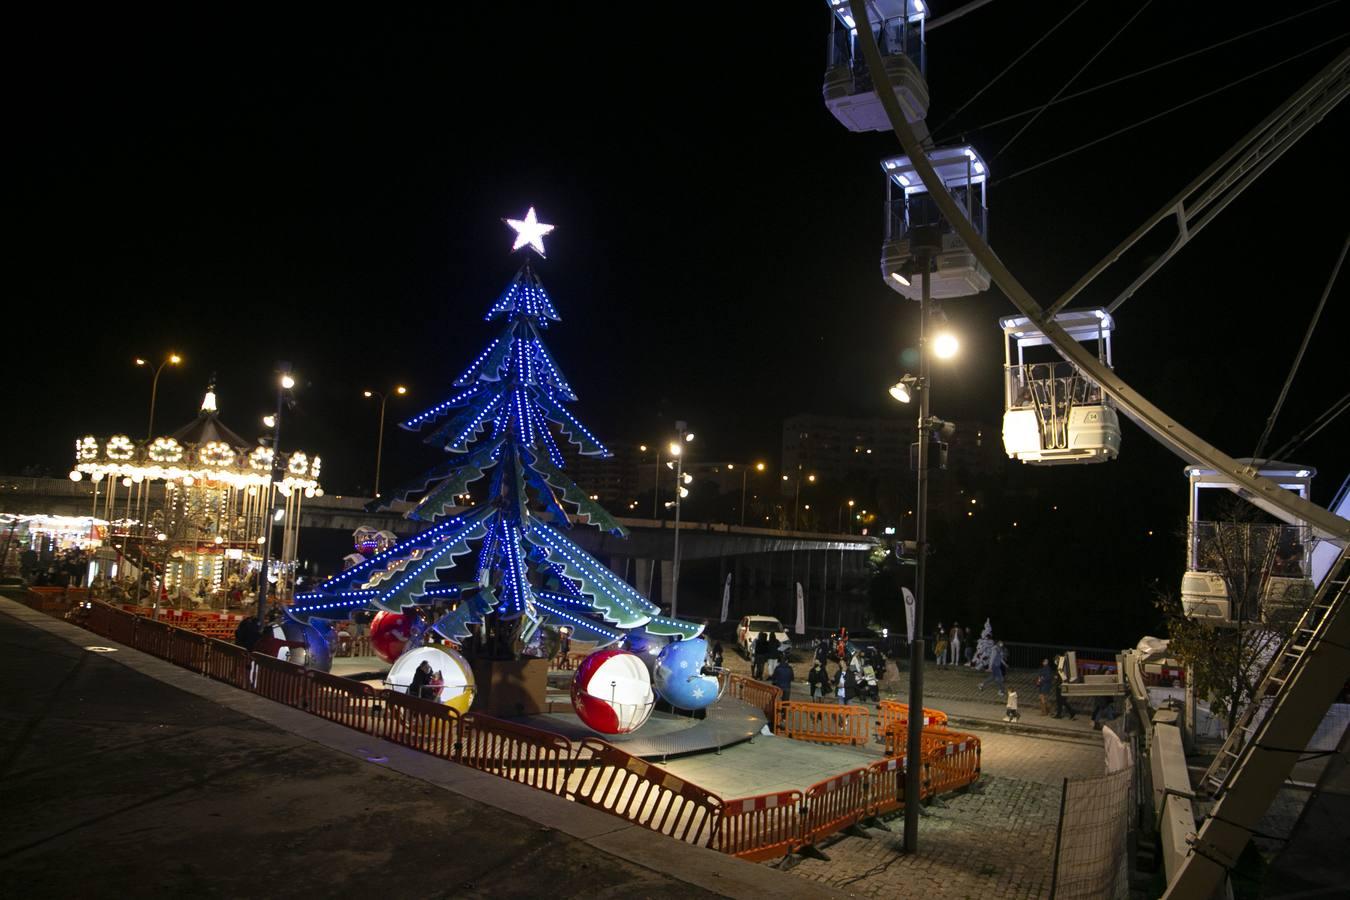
[721,573,732,623]
[795,582,806,635]
[903,587,916,642]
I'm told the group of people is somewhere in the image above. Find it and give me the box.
[933,621,973,668]
[408,660,446,702]
[802,646,884,705]
[750,631,786,680]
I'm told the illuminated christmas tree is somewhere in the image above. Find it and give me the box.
[291,209,701,649]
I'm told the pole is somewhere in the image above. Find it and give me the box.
[652,449,662,519]
[904,253,934,854]
[373,393,388,498]
[671,447,684,618]
[256,375,288,625]
[740,468,748,526]
[147,361,166,441]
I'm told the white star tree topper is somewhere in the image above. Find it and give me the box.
[504,207,555,257]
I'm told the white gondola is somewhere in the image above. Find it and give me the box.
[824,0,928,132]
[1000,308,1121,464]
[1180,461,1318,626]
[881,146,990,299]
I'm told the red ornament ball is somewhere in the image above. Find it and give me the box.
[369,611,414,664]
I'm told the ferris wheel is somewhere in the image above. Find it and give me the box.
[822,2,1349,896]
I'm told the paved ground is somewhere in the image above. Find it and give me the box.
[0,604,821,899]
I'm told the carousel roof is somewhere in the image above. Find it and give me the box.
[171,385,251,447]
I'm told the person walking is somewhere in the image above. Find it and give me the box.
[1053,663,1077,719]
[771,655,795,702]
[808,659,830,701]
[1036,658,1055,715]
[949,622,962,669]
[752,631,770,680]
[978,640,1007,696]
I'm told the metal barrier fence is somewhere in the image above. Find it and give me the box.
[714,789,804,861]
[777,700,871,745]
[570,738,724,847]
[203,638,252,689]
[250,653,308,708]
[167,628,210,673]
[133,617,175,660]
[722,673,782,728]
[42,599,987,864]
[305,669,380,735]
[379,688,461,759]
[460,713,573,795]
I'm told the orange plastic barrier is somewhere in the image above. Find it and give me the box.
[304,669,379,735]
[801,765,871,847]
[922,728,982,795]
[778,701,870,746]
[868,754,911,815]
[459,713,574,794]
[722,674,782,727]
[570,738,723,847]
[167,628,210,673]
[877,700,948,735]
[380,689,461,759]
[203,638,251,688]
[250,653,308,707]
[715,789,803,861]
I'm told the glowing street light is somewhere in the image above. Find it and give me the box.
[933,332,960,359]
[363,386,409,498]
[136,352,183,440]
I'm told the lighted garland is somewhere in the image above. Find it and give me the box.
[199,441,236,467]
[106,435,135,461]
[149,437,183,462]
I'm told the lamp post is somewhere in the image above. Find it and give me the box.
[889,228,961,853]
[136,353,182,440]
[640,444,663,519]
[730,461,766,526]
[363,385,408,498]
[667,422,694,618]
[255,366,296,625]
[788,467,816,530]
[839,499,855,533]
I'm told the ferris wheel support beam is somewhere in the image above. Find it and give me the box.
[845,0,1350,546]
[1049,47,1348,317]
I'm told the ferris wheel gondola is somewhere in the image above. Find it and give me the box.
[1000,309,1122,465]
[824,0,929,132]
[881,145,990,299]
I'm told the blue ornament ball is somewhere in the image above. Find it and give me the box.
[653,637,721,710]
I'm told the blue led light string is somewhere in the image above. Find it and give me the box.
[401,383,484,431]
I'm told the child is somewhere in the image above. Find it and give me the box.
[1004,688,1020,723]
[426,669,445,703]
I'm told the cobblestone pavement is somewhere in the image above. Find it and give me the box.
[786,774,1065,899]
[780,726,1103,898]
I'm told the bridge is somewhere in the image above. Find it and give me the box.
[1,475,880,623]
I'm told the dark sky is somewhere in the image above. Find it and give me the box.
[11,2,1348,516]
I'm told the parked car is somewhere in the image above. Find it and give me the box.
[737,615,791,659]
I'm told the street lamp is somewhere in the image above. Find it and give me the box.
[136,352,183,439]
[255,364,296,625]
[728,460,767,526]
[788,467,816,530]
[667,422,694,618]
[888,228,960,853]
[363,385,408,498]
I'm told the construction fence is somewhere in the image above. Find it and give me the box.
[52,597,982,863]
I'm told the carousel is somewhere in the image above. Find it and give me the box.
[69,383,323,608]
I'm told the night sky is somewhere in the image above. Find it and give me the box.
[10,5,1348,638]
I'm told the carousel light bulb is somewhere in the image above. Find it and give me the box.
[256,537,266,544]
[131,473,144,484]
[69,471,83,482]
[214,536,224,544]
[91,472,105,483]
[182,476,194,486]
[157,533,167,541]
[121,477,133,487]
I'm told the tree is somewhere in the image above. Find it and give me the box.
[1156,509,1300,733]
[291,222,701,653]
